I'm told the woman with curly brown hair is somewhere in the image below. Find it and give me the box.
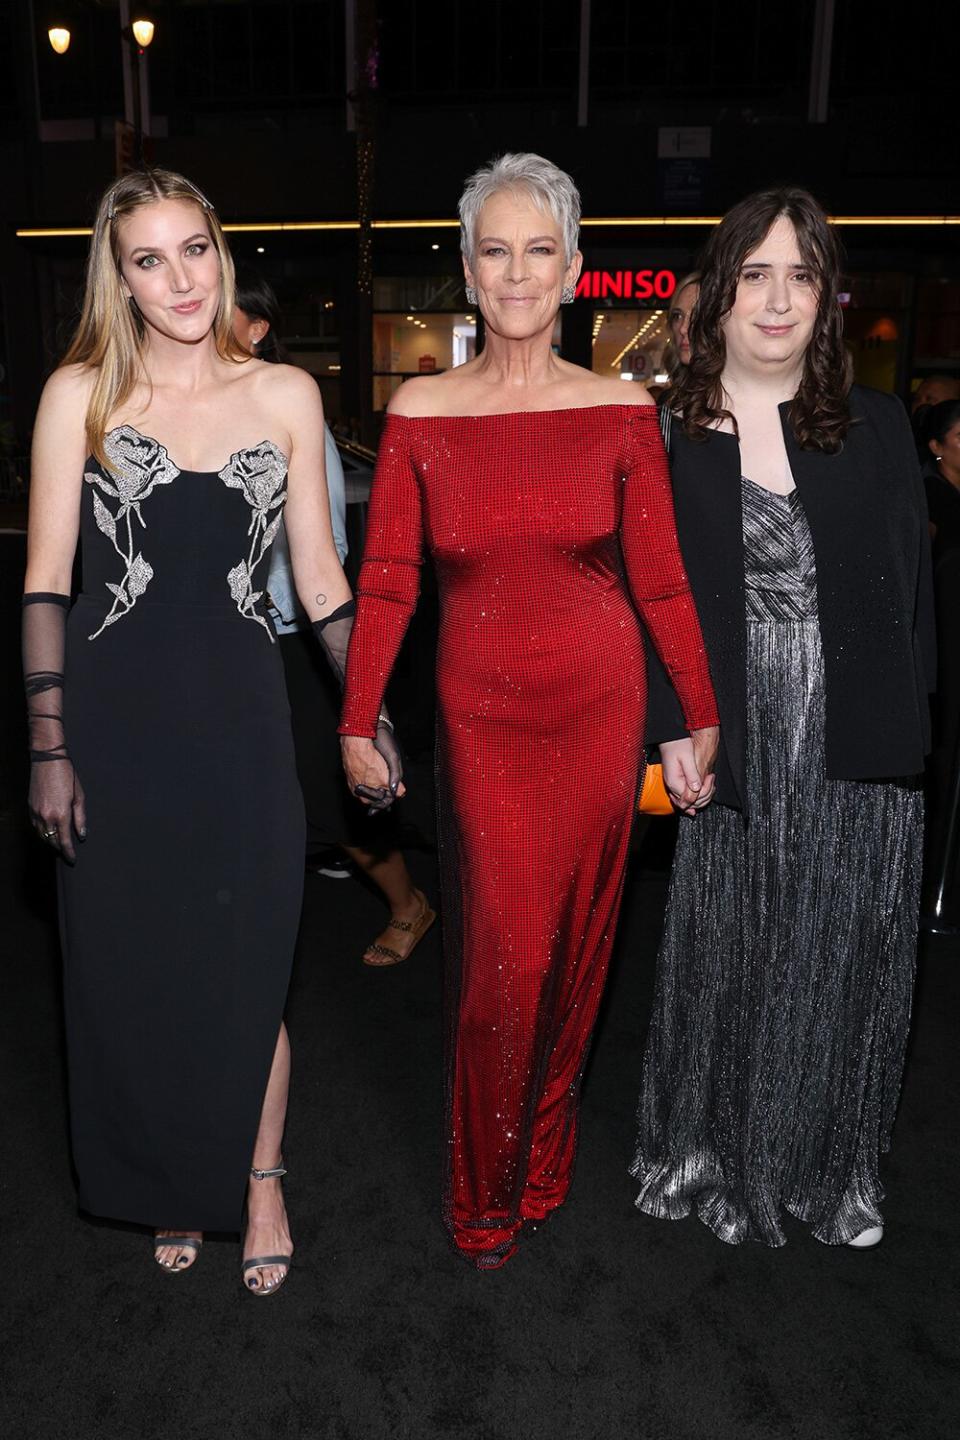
[629,187,935,1250]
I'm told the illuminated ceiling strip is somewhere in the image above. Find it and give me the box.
[609,314,665,371]
[610,331,647,369]
[584,215,960,227]
[15,226,95,237]
[222,222,289,232]
[14,222,361,237]
[583,217,721,227]
[284,221,359,231]
[829,215,960,226]
[372,219,460,229]
[16,214,960,239]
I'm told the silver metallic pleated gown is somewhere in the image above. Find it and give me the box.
[631,477,923,1246]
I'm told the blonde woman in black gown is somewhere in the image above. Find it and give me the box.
[631,189,934,1250]
[23,170,399,1293]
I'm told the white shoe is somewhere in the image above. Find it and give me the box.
[846,1225,883,1248]
[309,850,353,879]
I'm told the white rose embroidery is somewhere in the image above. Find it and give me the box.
[218,442,289,640]
[84,427,179,639]
[85,430,289,643]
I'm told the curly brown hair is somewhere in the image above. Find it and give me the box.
[672,186,851,452]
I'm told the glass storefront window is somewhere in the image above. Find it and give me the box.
[372,310,477,412]
[372,310,566,411]
[591,309,671,387]
[914,278,960,371]
[373,277,467,312]
[841,272,910,393]
[843,309,902,393]
[0,280,23,501]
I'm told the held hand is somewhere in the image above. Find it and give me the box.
[341,734,407,812]
[28,758,86,863]
[660,730,717,817]
[688,724,719,814]
[373,720,404,798]
[690,725,719,795]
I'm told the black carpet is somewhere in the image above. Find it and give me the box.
[2,530,960,1440]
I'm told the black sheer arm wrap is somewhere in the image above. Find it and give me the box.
[23,592,85,859]
[312,598,403,811]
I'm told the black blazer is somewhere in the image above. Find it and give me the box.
[646,385,936,813]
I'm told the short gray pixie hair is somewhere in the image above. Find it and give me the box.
[458,153,581,267]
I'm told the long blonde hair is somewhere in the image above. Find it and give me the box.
[62,168,246,467]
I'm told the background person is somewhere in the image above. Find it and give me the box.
[233,268,435,968]
[920,399,960,921]
[921,398,960,560]
[911,374,960,460]
[630,187,934,1251]
[656,271,701,432]
[912,374,960,414]
[665,272,700,377]
[340,153,718,1269]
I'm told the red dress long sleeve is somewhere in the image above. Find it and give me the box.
[340,417,425,738]
[620,411,719,731]
[341,404,717,1268]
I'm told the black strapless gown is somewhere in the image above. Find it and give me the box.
[59,426,304,1232]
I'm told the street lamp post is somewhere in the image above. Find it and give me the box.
[125,26,146,165]
[46,4,155,170]
[121,7,155,167]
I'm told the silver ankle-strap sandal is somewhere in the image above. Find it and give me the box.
[243,1165,292,1297]
[153,1233,203,1273]
[250,1165,287,1181]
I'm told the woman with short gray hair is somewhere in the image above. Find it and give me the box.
[340,153,719,1269]
[457,152,583,272]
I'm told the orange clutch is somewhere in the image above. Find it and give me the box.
[637,761,674,816]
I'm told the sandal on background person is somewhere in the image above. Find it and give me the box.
[363,889,436,967]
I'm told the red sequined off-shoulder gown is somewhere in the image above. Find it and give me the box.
[340,404,718,1268]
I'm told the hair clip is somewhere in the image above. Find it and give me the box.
[184,182,214,211]
[106,179,213,223]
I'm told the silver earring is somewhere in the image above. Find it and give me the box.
[465,285,477,306]
[561,284,576,305]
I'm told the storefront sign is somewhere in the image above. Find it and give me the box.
[657,126,711,159]
[657,127,711,213]
[576,270,677,301]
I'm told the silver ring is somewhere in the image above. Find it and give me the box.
[43,828,57,839]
